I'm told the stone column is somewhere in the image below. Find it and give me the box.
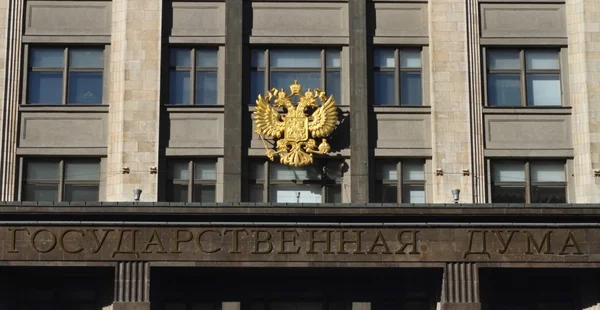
[439,263,481,310]
[566,0,600,202]
[223,302,241,310]
[428,0,472,203]
[106,0,162,201]
[0,0,23,201]
[105,262,151,310]
[222,0,244,203]
[349,0,370,203]
[352,302,371,310]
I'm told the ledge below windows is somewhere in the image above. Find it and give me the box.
[482,107,572,115]
[19,105,109,113]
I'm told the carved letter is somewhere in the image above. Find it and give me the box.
[30,229,57,254]
[58,229,84,254]
[142,230,167,254]
[306,230,334,254]
[525,231,553,254]
[112,229,140,258]
[277,229,301,254]
[251,230,273,254]
[492,230,518,254]
[8,228,29,253]
[196,230,222,254]
[172,230,193,253]
[86,229,113,254]
[337,230,365,254]
[396,230,420,254]
[223,229,248,254]
[559,231,583,255]
[367,231,392,254]
[463,230,491,258]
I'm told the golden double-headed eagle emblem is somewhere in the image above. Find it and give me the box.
[253,80,338,167]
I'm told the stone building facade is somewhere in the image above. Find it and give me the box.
[0,0,600,310]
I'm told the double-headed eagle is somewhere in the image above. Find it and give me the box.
[253,80,338,167]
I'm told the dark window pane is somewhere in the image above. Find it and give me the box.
[249,184,264,202]
[193,184,216,203]
[326,71,341,103]
[31,48,64,68]
[531,186,566,203]
[374,184,397,203]
[491,185,525,203]
[65,160,100,181]
[526,74,561,106]
[26,161,59,180]
[402,184,425,203]
[374,49,395,68]
[70,49,104,68]
[168,183,188,202]
[68,72,103,104]
[374,71,395,105]
[250,70,265,104]
[23,184,59,201]
[64,185,99,201]
[28,72,63,104]
[401,71,422,106]
[271,71,320,92]
[488,74,521,106]
[270,50,320,68]
[169,70,190,104]
[326,49,341,68]
[170,48,191,67]
[195,71,217,105]
[196,49,218,67]
[487,50,520,70]
[326,184,342,203]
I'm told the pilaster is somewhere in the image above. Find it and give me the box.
[104,262,151,310]
[428,0,473,203]
[465,0,485,203]
[439,263,481,310]
[222,0,244,203]
[106,0,162,201]
[566,0,600,202]
[349,0,370,203]
[0,0,23,200]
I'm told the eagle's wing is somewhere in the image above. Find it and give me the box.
[308,94,338,138]
[254,94,285,138]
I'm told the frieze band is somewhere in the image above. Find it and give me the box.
[0,227,596,262]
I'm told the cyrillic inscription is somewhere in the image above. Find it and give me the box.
[2,227,593,262]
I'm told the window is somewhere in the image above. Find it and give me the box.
[27,47,104,105]
[486,49,562,107]
[250,48,341,104]
[248,160,343,203]
[169,48,218,105]
[491,160,566,203]
[373,48,423,106]
[374,159,426,203]
[21,159,100,201]
[167,159,216,202]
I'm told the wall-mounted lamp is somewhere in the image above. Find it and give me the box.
[149,167,158,174]
[462,169,470,176]
[122,167,130,174]
[451,189,460,204]
[133,189,142,202]
[436,168,444,176]
[594,169,600,177]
